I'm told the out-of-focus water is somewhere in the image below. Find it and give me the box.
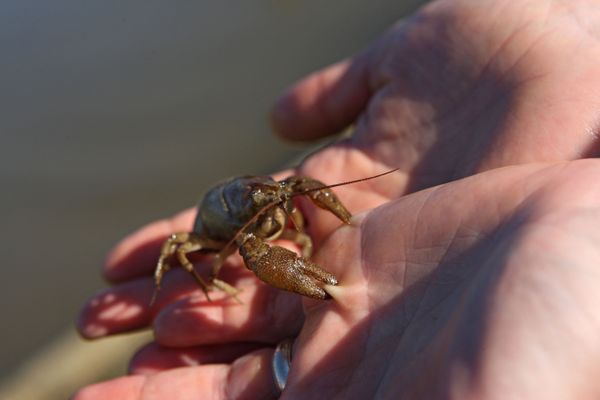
[0,0,424,381]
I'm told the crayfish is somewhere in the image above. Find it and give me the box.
[152,169,397,302]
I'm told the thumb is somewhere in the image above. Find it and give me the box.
[270,54,371,142]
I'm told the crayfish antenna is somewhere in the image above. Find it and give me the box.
[291,167,400,196]
[149,286,160,307]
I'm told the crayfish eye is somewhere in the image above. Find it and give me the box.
[250,188,264,203]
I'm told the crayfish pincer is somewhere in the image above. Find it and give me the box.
[152,170,397,302]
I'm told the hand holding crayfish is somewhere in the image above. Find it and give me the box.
[76,0,600,398]
[152,171,399,303]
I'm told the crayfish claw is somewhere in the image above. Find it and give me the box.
[238,233,337,300]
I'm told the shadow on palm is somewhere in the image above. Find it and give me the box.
[285,160,600,398]
[286,0,600,247]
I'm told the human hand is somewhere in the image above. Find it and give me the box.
[76,0,600,398]
[274,0,600,243]
[283,160,600,399]
[76,160,600,399]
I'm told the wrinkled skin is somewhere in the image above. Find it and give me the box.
[76,0,600,399]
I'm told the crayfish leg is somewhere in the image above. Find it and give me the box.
[152,232,211,304]
[280,228,313,258]
[212,278,243,304]
[176,241,211,301]
[154,232,194,292]
[208,245,243,303]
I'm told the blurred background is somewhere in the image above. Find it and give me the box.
[0,0,425,398]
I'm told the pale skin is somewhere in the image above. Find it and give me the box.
[76,0,600,398]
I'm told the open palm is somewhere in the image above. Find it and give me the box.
[76,0,600,398]
[286,160,600,399]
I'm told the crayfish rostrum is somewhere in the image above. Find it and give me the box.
[153,170,396,302]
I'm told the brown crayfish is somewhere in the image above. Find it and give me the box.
[152,169,397,302]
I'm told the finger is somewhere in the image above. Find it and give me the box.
[271,54,371,142]
[78,275,180,339]
[78,261,257,339]
[154,282,303,347]
[73,375,145,400]
[103,208,196,282]
[129,341,264,375]
[73,349,278,400]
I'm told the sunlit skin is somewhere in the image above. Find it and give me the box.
[76,0,600,398]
